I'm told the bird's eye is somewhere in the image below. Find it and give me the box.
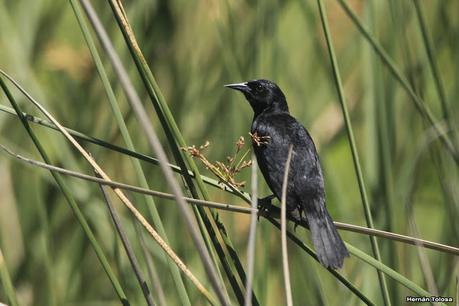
[256,84,263,93]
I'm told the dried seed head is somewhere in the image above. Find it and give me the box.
[236,136,245,151]
[185,135,252,190]
[201,141,210,149]
[250,132,270,146]
[239,160,253,169]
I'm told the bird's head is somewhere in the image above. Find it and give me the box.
[225,79,288,115]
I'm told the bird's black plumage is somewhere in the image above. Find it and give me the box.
[225,79,349,269]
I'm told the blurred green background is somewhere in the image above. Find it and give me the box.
[0,0,458,305]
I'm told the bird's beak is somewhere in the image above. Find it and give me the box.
[224,82,250,93]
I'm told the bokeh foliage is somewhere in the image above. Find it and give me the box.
[0,0,458,305]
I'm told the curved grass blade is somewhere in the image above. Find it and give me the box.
[280,146,294,306]
[345,244,443,302]
[412,1,450,121]
[1,73,452,303]
[2,107,459,257]
[336,0,458,163]
[0,143,255,215]
[413,0,456,149]
[72,2,229,303]
[0,75,130,306]
[1,135,453,303]
[268,216,444,304]
[244,157,258,306]
[0,69,219,305]
[97,174,154,306]
[315,0,391,304]
[0,248,19,306]
[0,69,221,305]
[106,1,258,303]
[136,223,168,306]
[0,104,242,197]
[266,218,375,306]
[69,0,189,303]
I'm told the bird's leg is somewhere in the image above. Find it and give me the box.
[293,207,303,233]
[257,194,277,219]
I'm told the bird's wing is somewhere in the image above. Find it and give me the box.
[252,114,290,199]
[253,113,325,205]
[289,119,325,198]
[255,113,347,269]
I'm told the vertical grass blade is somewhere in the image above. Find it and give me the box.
[265,218,375,305]
[336,0,458,163]
[378,2,399,303]
[413,0,450,121]
[413,0,455,144]
[220,171,375,305]
[1,2,454,304]
[0,76,130,306]
[106,1,258,303]
[0,103,244,198]
[97,175,154,306]
[0,248,19,306]
[77,1,229,304]
[280,146,294,306]
[0,70,218,305]
[3,127,445,304]
[456,276,458,306]
[136,224,168,306]
[68,1,190,303]
[315,0,391,304]
[344,244,443,302]
[244,156,258,306]
[267,215,441,303]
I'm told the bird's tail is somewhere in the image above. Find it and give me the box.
[304,203,349,269]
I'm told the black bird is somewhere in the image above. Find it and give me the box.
[225,79,349,269]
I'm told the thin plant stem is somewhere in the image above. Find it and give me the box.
[0,248,19,306]
[456,276,458,306]
[3,142,459,257]
[0,71,450,304]
[0,142,254,214]
[97,173,154,306]
[345,243,443,302]
[77,1,228,304]
[68,1,191,302]
[266,218,375,306]
[413,0,457,152]
[336,0,458,163]
[244,156,258,306]
[106,1,254,303]
[269,217,445,305]
[315,0,391,304]
[333,222,459,256]
[136,223,168,306]
[0,104,242,198]
[0,138,445,303]
[0,76,130,306]
[281,145,294,306]
[408,219,439,296]
[412,0,451,123]
[0,71,218,305]
[105,2,224,286]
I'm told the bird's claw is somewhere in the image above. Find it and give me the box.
[257,194,276,220]
[293,222,299,232]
